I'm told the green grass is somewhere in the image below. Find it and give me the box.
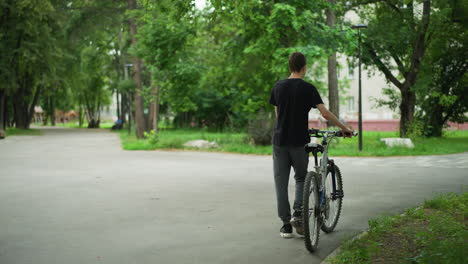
[118,129,468,156]
[5,127,43,136]
[328,130,468,156]
[327,192,468,264]
[118,128,273,153]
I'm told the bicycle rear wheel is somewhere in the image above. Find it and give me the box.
[303,171,320,253]
[321,164,343,233]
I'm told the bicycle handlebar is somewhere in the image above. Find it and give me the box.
[308,129,358,138]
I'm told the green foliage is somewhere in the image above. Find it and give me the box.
[406,119,427,138]
[328,192,468,264]
[0,0,66,128]
[371,87,401,112]
[3,0,466,134]
[412,1,468,137]
[118,129,468,156]
[143,129,159,146]
[5,128,42,136]
[189,0,353,126]
[132,1,201,124]
[117,79,136,94]
[354,0,468,137]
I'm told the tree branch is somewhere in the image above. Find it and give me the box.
[390,53,407,76]
[442,94,465,124]
[405,0,431,87]
[363,42,403,89]
[27,85,41,124]
[383,0,401,13]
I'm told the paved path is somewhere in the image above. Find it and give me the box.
[0,127,467,264]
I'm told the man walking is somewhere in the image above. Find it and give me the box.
[269,52,353,238]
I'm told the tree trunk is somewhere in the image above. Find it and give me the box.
[148,99,155,131]
[399,89,416,137]
[121,93,127,124]
[50,96,56,126]
[116,91,121,120]
[14,102,29,129]
[153,85,160,133]
[78,104,83,127]
[128,92,133,134]
[0,90,5,138]
[326,0,339,120]
[327,53,339,118]
[3,94,6,129]
[128,0,145,138]
[7,96,14,127]
[399,0,430,137]
[363,0,431,137]
[14,84,41,129]
[426,103,443,137]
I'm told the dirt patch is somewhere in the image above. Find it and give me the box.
[369,219,426,264]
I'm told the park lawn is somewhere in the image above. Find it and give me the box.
[5,127,42,136]
[118,129,468,156]
[118,129,273,154]
[328,130,468,156]
[326,192,467,264]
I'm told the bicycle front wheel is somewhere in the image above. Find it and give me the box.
[303,171,320,253]
[321,164,343,233]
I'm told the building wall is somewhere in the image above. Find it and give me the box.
[309,9,398,123]
[308,56,397,122]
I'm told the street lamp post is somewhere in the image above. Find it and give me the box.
[352,24,367,151]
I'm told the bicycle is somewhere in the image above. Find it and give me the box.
[302,128,357,252]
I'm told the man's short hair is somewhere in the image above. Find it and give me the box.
[288,52,306,73]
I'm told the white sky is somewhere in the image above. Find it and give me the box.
[195,0,207,9]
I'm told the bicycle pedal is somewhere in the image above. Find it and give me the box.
[332,190,344,199]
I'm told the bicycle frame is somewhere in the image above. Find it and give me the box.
[307,131,342,201]
[303,129,356,252]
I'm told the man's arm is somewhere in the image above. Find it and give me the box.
[274,106,277,118]
[316,104,353,134]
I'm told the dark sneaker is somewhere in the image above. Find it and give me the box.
[280,223,293,238]
[291,211,304,235]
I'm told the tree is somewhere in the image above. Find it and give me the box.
[0,89,5,138]
[326,0,340,119]
[0,0,63,129]
[61,0,127,128]
[132,0,198,129]
[413,1,468,136]
[127,0,145,138]
[350,0,432,137]
[207,1,346,118]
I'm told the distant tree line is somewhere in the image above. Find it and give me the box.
[0,0,466,139]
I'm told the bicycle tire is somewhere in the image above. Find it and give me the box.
[321,164,343,233]
[303,171,320,253]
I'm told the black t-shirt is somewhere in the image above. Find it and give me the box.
[269,78,324,146]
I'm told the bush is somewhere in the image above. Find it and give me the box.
[407,119,428,138]
[144,130,159,145]
[247,110,275,145]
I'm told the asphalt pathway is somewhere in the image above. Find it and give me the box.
[0,127,467,264]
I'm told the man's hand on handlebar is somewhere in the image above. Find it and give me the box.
[342,127,354,138]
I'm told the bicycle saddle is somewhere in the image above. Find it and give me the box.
[305,143,324,153]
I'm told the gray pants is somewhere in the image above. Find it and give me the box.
[273,145,309,223]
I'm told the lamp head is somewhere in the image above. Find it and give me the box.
[352,24,368,29]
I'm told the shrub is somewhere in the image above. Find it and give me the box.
[407,120,427,138]
[144,130,159,145]
[247,110,275,145]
